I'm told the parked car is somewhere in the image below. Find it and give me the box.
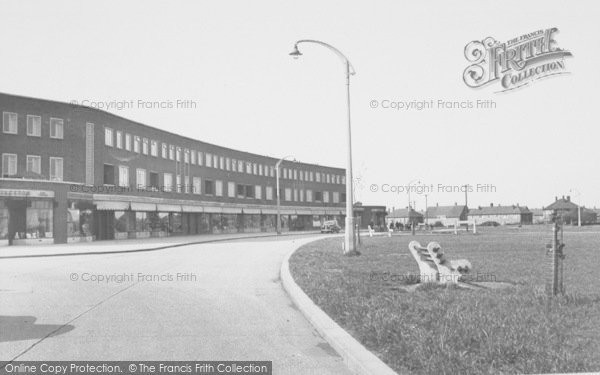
[320,220,341,233]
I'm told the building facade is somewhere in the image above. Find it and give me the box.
[467,204,533,225]
[424,204,468,227]
[353,204,387,230]
[0,93,347,245]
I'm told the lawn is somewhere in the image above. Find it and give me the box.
[289,226,600,374]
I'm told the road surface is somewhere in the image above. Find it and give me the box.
[0,236,351,375]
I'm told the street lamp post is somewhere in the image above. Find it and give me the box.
[276,155,294,235]
[290,40,358,255]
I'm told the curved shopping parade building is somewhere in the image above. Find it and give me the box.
[0,92,348,245]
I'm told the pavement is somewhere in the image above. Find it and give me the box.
[0,231,322,258]
[0,235,352,375]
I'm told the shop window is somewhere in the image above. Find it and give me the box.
[26,200,53,239]
[136,212,150,232]
[0,201,8,240]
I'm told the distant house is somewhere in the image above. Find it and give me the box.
[353,204,387,229]
[468,204,532,225]
[543,196,590,225]
[593,208,600,224]
[530,208,550,224]
[425,204,468,227]
[387,207,423,226]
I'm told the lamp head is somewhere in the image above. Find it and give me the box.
[289,45,302,59]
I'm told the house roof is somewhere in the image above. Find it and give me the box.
[544,198,579,211]
[388,208,423,219]
[426,205,467,218]
[468,205,531,216]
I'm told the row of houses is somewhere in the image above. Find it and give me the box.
[386,196,599,227]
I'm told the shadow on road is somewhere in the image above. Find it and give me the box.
[0,316,74,342]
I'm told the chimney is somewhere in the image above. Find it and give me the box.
[567,195,571,202]
[454,202,457,206]
[555,196,558,201]
[490,203,493,207]
[436,203,439,207]
[562,195,565,200]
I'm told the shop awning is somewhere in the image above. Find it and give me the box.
[182,205,204,213]
[222,207,243,214]
[130,202,157,211]
[243,208,261,214]
[203,206,222,213]
[280,209,297,215]
[95,201,129,210]
[296,209,313,215]
[157,204,182,212]
[260,208,279,215]
[313,210,327,215]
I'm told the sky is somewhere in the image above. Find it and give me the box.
[1,0,598,210]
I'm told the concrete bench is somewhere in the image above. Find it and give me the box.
[408,240,471,284]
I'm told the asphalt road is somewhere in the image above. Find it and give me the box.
[0,236,351,375]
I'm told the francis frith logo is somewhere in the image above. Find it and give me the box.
[463,28,572,92]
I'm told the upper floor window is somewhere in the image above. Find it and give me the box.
[246,162,252,174]
[215,180,223,197]
[176,147,181,162]
[49,157,63,181]
[103,164,115,185]
[306,189,313,202]
[27,115,41,137]
[266,186,273,200]
[284,188,292,201]
[252,163,258,175]
[2,112,18,134]
[333,192,340,203]
[150,140,158,157]
[169,145,175,160]
[133,136,141,153]
[161,143,167,158]
[316,173,321,183]
[116,131,123,149]
[2,154,17,177]
[255,185,262,199]
[238,160,244,172]
[204,179,214,195]
[125,133,132,151]
[164,173,173,192]
[184,149,190,163]
[220,156,225,170]
[191,150,196,164]
[142,138,149,155]
[105,128,114,147]
[226,158,231,171]
[192,177,201,194]
[341,176,346,185]
[206,153,213,168]
[323,191,330,203]
[50,118,64,139]
[26,155,41,174]
[136,168,146,189]
[118,165,129,187]
[198,152,203,166]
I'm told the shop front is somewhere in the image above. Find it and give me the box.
[0,189,55,246]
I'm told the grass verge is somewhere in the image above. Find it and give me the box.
[289,229,600,374]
